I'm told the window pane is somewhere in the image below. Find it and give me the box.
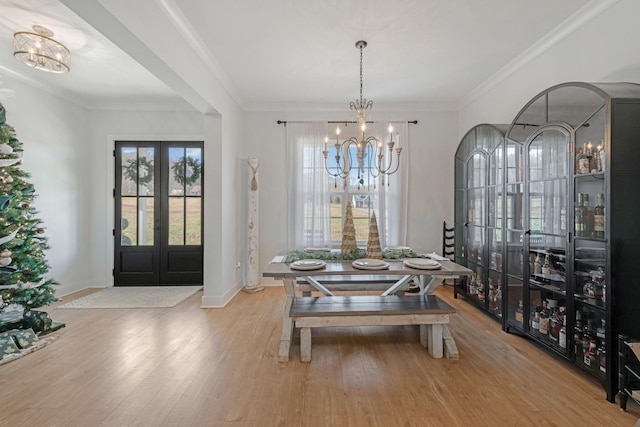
[169,147,185,195]
[186,198,201,245]
[139,197,154,246]
[185,147,202,193]
[169,197,185,245]
[120,147,137,196]
[138,147,154,196]
[121,197,136,245]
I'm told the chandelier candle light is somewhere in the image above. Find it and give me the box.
[323,41,402,188]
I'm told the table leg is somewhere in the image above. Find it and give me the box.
[278,278,295,362]
[418,276,440,295]
[381,275,414,296]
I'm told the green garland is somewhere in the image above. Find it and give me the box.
[122,157,154,187]
[283,249,428,263]
[171,156,201,187]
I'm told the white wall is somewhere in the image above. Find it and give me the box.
[244,108,458,285]
[459,0,640,136]
[0,74,91,297]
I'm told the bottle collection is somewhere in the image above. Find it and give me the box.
[579,269,606,306]
[466,272,502,315]
[529,297,567,350]
[574,307,607,376]
[575,140,606,175]
[575,192,605,239]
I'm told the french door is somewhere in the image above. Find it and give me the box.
[114,141,203,285]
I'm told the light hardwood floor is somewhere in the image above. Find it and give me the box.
[1,285,638,426]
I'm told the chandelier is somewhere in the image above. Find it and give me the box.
[323,40,401,188]
[13,25,70,74]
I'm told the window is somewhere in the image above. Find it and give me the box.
[286,122,409,250]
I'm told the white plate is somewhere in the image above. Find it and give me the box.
[403,258,441,270]
[290,259,327,271]
[387,246,412,252]
[303,247,331,253]
[352,259,390,270]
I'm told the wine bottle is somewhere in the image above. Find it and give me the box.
[575,193,587,237]
[515,299,524,323]
[576,146,588,174]
[539,300,550,336]
[594,193,605,239]
[599,139,606,172]
[559,309,567,349]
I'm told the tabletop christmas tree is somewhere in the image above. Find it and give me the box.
[0,101,60,339]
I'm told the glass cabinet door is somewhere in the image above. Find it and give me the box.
[525,128,569,356]
[505,140,525,329]
[464,152,487,304]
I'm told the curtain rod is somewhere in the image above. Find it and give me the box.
[277,120,418,125]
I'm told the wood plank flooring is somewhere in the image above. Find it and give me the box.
[1,285,638,426]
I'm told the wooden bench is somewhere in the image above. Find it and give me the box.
[289,294,458,362]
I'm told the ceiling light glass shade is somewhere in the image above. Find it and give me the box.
[13,25,70,74]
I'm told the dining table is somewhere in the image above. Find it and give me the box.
[262,252,473,362]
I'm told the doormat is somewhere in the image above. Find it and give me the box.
[55,286,202,309]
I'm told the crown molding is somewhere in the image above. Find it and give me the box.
[457,0,620,110]
[244,102,457,113]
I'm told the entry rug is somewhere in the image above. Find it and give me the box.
[56,286,202,309]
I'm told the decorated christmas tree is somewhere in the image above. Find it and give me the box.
[0,101,59,323]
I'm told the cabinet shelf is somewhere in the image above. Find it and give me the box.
[574,295,605,311]
[529,280,566,296]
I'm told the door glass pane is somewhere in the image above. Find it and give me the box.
[467,153,486,188]
[140,197,154,246]
[186,198,201,245]
[120,147,137,196]
[169,147,185,195]
[185,147,202,191]
[548,86,604,127]
[529,180,566,235]
[121,197,136,245]
[528,130,567,181]
[509,94,547,143]
[467,188,485,226]
[506,230,524,278]
[575,107,606,176]
[138,147,155,196]
[466,224,484,263]
[169,198,185,245]
[489,145,503,186]
[506,142,524,183]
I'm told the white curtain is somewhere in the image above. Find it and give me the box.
[286,121,409,250]
[286,122,332,249]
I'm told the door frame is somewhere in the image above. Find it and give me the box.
[113,140,204,286]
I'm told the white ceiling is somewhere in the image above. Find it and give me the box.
[0,0,607,110]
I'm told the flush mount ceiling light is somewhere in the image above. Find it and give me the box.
[13,25,70,74]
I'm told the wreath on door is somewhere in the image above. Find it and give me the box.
[171,156,201,187]
[122,156,154,187]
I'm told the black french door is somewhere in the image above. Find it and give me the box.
[114,141,203,285]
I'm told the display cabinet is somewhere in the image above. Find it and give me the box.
[454,124,507,324]
[455,82,640,401]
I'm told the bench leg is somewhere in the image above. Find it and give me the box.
[300,327,311,362]
[427,324,444,358]
[442,325,459,360]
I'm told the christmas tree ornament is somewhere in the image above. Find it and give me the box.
[341,201,357,254]
[365,211,382,259]
[1,249,12,258]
